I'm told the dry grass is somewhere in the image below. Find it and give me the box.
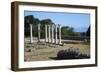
[24,39,90,62]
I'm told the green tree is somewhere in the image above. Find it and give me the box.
[86,26,90,36]
[61,26,79,36]
[40,19,54,38]
[32,18,40,37]
[24,15,40,37]
[24,15,34,37]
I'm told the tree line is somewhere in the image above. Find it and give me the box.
[24,15,90,38]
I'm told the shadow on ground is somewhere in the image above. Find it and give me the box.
[49,49,90,60]
[49,55,90,60]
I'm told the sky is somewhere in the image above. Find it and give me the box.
[24,11,90,32]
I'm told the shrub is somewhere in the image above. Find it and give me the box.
[57,49,79,59]
[57,48,90,60]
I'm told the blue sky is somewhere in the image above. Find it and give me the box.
[24,11,90,32]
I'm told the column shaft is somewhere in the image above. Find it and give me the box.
[45,24,48,42]
[51,24,54,43]
[58,24,62,45]
[48,25,51,43]
[55,25,58,44]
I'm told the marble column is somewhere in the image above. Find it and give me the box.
[51,24,54,43]
[30,24,33,43]
[58,24,62,45]
[48,25,51,43]
[38,23,40,42]
[55,25,58,44]
[45,24,48,42]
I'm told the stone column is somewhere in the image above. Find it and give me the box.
[51,24,54,43]
[30,24,33,43]
[55,25,58,44]
[45,24,48,42]
[38,23,40,42]
[58,24,62,45]
[48,25,51,43]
